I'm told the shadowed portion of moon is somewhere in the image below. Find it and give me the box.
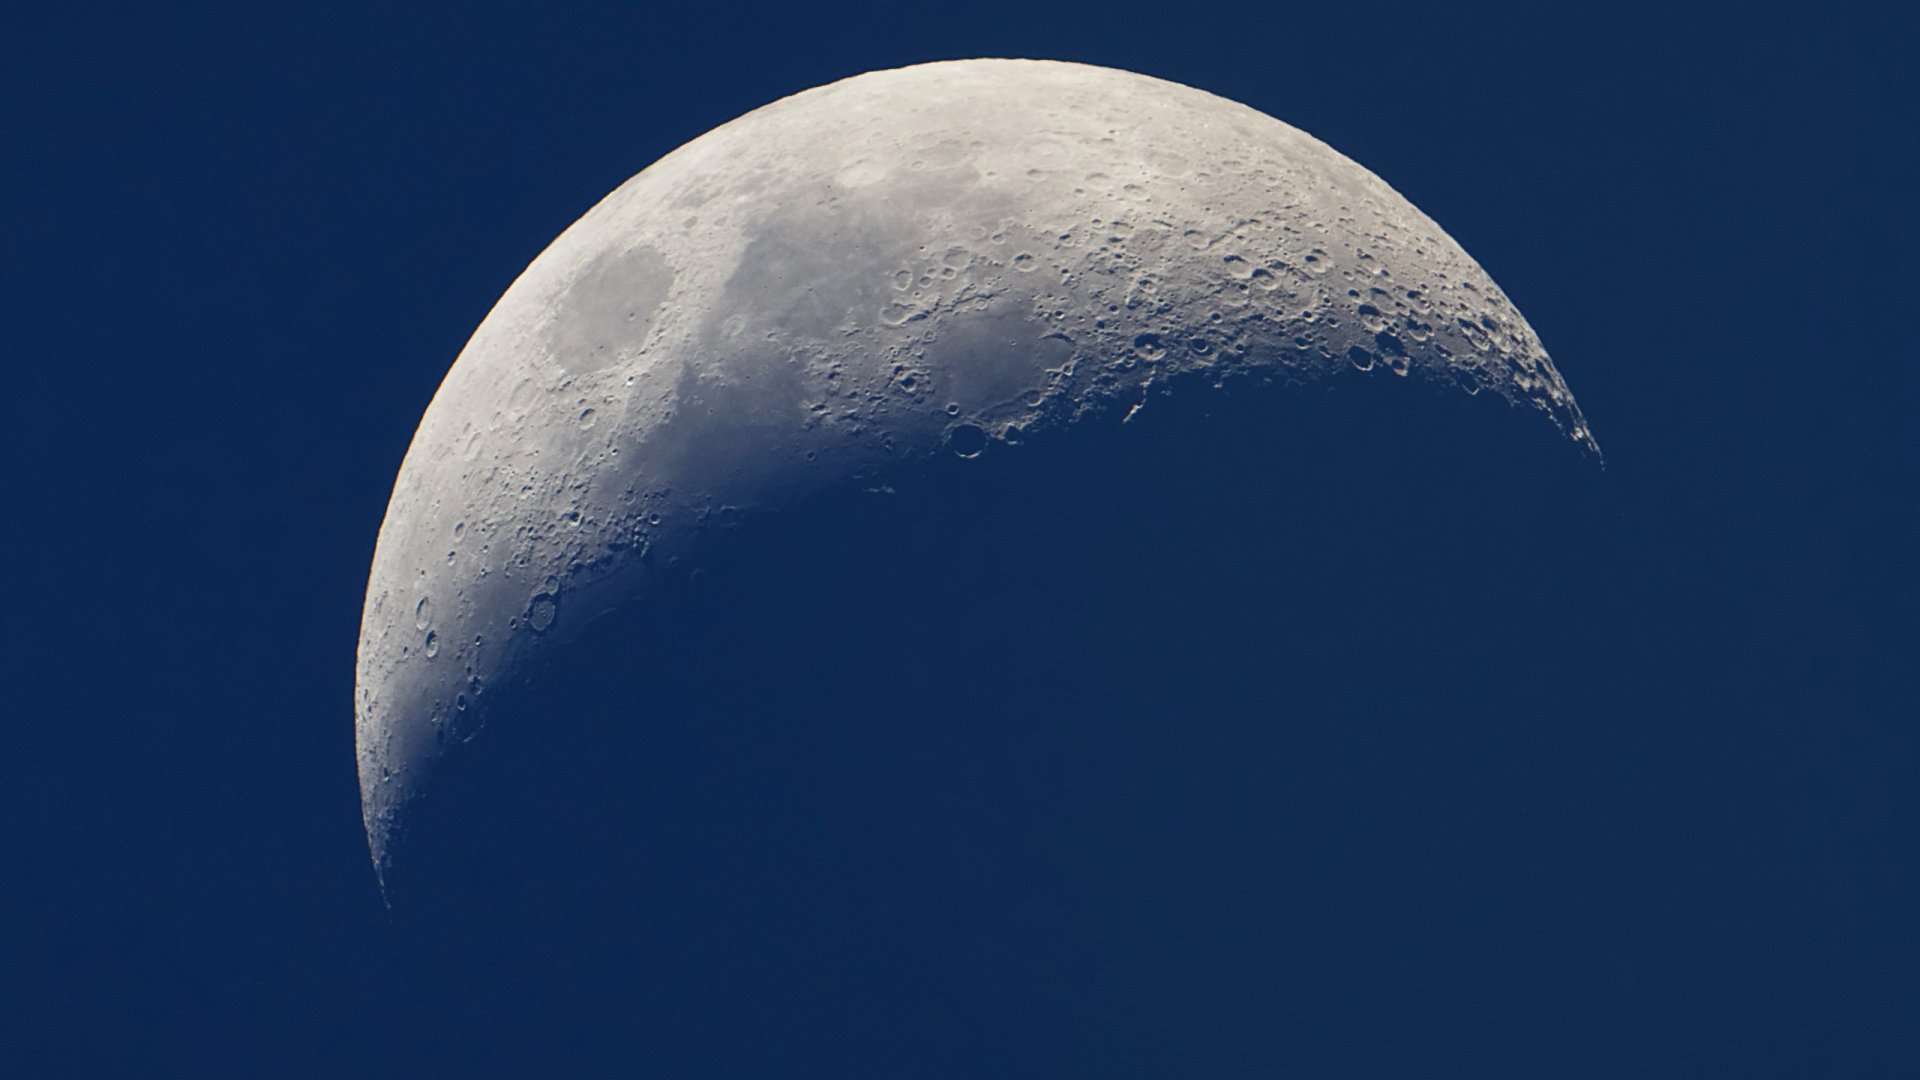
[387,382,1613,1073]
[355,58,1611,1072]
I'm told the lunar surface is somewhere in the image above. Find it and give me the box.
[355,61,1602,1063]
[359,58,1593,873]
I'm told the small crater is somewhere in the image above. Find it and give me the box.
[1146,149,1192,176]
[527,594,558,633]
[1133,333,1166,361]
[947,423,987,459]
[1458,318,1493,352]
[1012,252,1037,272]
[424,631,440,659]
[414,596,433,631]
[836,160,887,188]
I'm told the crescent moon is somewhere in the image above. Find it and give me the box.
[356,58,1597,892]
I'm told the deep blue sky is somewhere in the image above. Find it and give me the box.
[6,3,1905,1075]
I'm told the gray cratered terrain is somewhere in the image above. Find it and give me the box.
[356,58,1597,893]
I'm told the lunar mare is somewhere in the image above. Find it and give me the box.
[355,58,1597,883]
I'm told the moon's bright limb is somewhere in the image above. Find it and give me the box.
[355,58,1596,888]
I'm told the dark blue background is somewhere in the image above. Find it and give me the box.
[6,3,1906,1074]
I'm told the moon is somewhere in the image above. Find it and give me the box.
[355,60,1601,1048]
